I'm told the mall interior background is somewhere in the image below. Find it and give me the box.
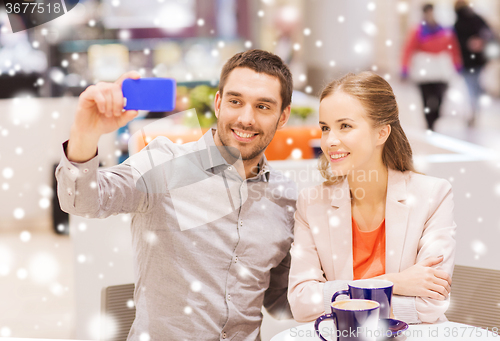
[1,0,500,339]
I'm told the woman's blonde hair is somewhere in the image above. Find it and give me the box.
[318,71,416,184]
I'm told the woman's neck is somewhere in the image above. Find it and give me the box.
[348,163,388,207]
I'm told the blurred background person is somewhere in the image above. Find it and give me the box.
[454,0,494,127]
[401,3,463,131]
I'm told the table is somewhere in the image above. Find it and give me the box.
[0,339,91,341]
[271,321,500,341]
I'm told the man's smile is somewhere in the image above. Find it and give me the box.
[231,128,259,142]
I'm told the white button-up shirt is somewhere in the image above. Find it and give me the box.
[56,129,297,340]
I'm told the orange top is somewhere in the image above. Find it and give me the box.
[352,217,386,280]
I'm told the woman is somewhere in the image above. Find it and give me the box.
[288,72,456,324]
[401,3,462,131]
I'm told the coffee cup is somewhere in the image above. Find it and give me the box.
[332,279,393,319]
[315,299,380,341]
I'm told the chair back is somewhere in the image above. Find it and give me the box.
[446,265,500,329]
[101,283,136,341]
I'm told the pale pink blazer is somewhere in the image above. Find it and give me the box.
[288,168,456,324]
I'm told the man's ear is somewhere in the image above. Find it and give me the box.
[277,105,291,129]
[214,91,222,119]
[377,124,391,145]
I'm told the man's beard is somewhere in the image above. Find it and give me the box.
[216,111,280,161]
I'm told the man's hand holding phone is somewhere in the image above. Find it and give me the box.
[67,72,176,163]
[68,71,141,162]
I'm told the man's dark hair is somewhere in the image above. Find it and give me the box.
[219,49,293,112]
[423,3,434,13]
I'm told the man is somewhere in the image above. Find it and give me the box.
[56,49,297,340]
[454,0,493,127]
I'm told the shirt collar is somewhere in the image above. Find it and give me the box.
[197,128,228,171]
[197,128,271,182]
[256,154,271,182]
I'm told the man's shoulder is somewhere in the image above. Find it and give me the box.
[267,168,295,183]
[147,136,200,154]
[124,136,201,179]
[267,168,298,190]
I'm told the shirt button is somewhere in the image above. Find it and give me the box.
[227,294,231,301]
[228,166,232,171]
[234,256,238,263]
[83,168,89,173]
[67,188,73,196]
[70,169,77,175]
[222,332,227,339]
[239,221,243,227]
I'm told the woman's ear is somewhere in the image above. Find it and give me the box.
[377,124,391,145]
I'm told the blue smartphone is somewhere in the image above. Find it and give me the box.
[122,78,176,112]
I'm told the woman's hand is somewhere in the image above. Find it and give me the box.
[379,256,452,300]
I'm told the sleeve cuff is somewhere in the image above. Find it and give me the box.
[60,140,100,181]
[392,295,421,324]
[55,140,101,213]
[323,280,349,315]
